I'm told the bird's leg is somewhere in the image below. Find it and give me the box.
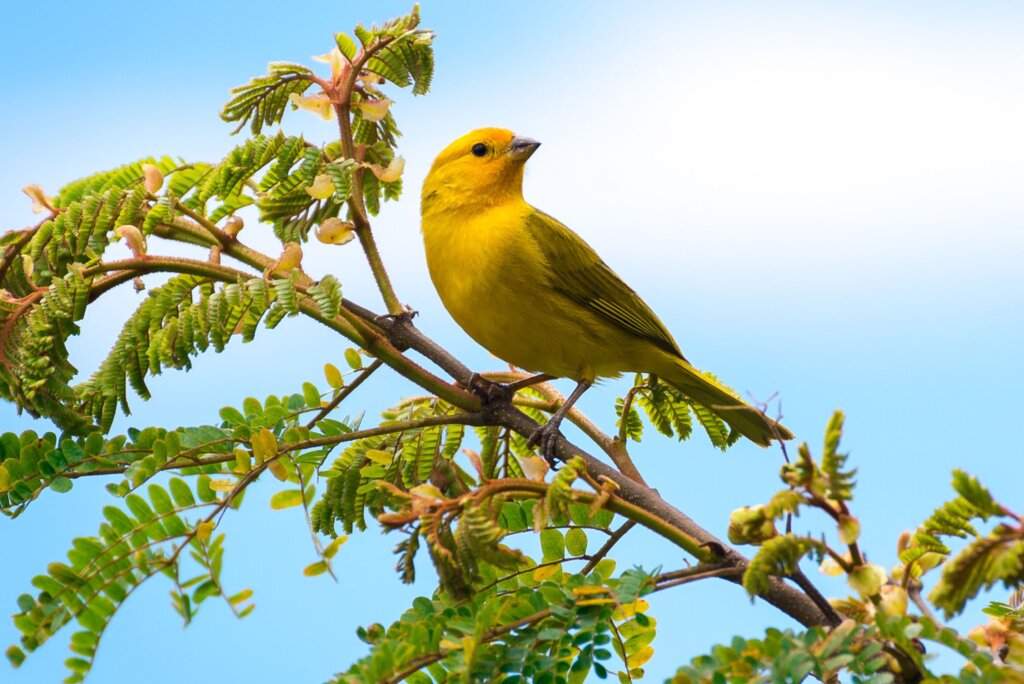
[505,373,554,392]
[527,379,592,468]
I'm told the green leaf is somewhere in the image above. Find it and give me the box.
[219,406,246,426]
[324,363,345,390]
[335,32,357,61]
[540,529,565,562]
[50,476,73,493]
[270,490,303,510]
[303,561,328,577]
[302,382,321,409]
[565,528,588,557]
[6,646,26,667]
[344,348,363,370]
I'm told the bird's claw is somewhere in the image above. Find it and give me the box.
[374,306,418,327]
[465,373,513,403]
[526,422,562,470]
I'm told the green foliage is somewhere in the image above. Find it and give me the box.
[896,470,1023,619]
[221,62,316,135]
[352,4,434,96]
[672,614,1024,684]
[820,410,855,502]
[670,622,890,683]
[929,527,1024,620]
[635,379,691,441]
[4,373,368,678]
[615,374,742,449]
[5,477,250,682]
[743,534,828,597]
[312,396,469,539]
[333,568,655,684]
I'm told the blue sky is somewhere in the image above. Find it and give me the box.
[2,1,1023,681]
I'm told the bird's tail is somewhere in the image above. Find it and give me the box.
[660,358,793,447]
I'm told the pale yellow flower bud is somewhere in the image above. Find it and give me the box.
[141,163,164,193]
[378,156,405,183]
[727,505,777,546]
[367,156,405,183]
[819,556,845,577]
[877,585,908,617]
[224,215,244,238]
[356,97,392,122]
[22,184,55,214]
[519,454,549,482]
[967,625,989,647]
[837,515,860,545]
[273,241,303,273]
[847,563,887,598]
[114,225,147,259]
[289,93,335,121]
[315,217,356,245]
[305,174,335,200]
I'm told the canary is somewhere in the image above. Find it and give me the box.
[421,128,792,456]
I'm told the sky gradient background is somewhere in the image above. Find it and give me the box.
[1,1,1022,681]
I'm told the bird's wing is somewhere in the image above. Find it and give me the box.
[523,210,684,359]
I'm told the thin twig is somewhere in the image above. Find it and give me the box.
[580,520,637,575]
[305,358,384,429]
[790,567,843,627]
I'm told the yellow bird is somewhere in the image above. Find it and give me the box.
[421,128,793,457]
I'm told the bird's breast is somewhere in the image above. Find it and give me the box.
[422,205,637,380]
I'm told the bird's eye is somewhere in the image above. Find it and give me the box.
[471,142,488,157]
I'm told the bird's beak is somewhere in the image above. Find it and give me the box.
[508,136,541,161]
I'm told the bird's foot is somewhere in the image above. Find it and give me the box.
[465,373,514,404]
[373,306,418,327]
[526,420,563,470]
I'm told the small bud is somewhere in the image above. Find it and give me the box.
[289,93,335,121]
[878,585,908,617]
[727,505,778,546]
[368,156,405,183]
[967,625,989,647]
[779,463,801,486]
[305,174,335,200]
[837,515,860,545]
[819,556,845,577]
[22,184,55,214]
[356,97,392,122]
[141,163,164,193]
[985,616,1012,645]
[269,241,303,274]
[224,215,244,238]
[114,225,147,259]
[847,563,887,598]
[315,217,356,245]
[519,454,550,482]
[897,530,912,553]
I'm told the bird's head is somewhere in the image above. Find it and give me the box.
[422,128,540,213]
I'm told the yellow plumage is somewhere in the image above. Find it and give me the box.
[421,128,792,447]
